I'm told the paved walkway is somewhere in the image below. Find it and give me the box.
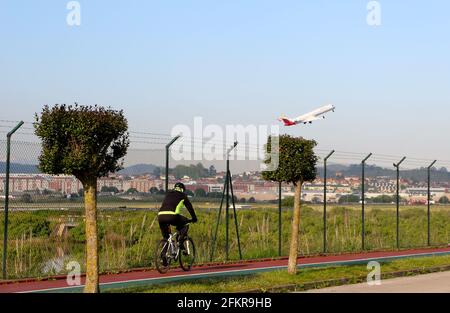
[1,246,450,293]
[305,270,450,293]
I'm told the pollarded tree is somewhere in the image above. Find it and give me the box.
[262,135,318,274]
[34,104,129,293]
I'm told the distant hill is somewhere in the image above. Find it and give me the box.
[118,164,159,176]
[1,161,449,183]
[318,164,450,182]
[0,162,40,174]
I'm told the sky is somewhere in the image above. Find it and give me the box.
[1,1,449,170]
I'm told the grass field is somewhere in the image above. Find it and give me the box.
[1,203,450,280]
[107,254,450,293]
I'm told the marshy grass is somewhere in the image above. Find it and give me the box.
[0,205,449,279]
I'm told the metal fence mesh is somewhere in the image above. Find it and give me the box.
[1,122,450,279]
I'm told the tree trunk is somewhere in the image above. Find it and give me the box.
[83,179,99,293]
[288,181,302,275]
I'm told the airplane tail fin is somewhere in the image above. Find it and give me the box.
[278,117,296,126]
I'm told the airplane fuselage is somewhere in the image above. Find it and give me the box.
[279,104,335,126]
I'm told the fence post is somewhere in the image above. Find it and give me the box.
[225,142,238,261]
[393,157,406,250]
[323,150,335,254]
[361,153,372,251]
[427,160,437,246]
[278,181,282,256]
[3,121,24,280]
[165,135,181,193]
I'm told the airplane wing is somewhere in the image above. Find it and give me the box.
[302,116,322,123]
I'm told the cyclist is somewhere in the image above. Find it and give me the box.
[158,182,197,250]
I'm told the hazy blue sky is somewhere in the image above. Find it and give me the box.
[1,1,449,168]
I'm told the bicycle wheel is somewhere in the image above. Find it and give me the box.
[154,239,171,274]
[179,237,196,271]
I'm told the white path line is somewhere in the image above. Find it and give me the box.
[21,250,450,293]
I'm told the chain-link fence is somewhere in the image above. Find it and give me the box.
[314,150,450,254]
[1,121,450,280]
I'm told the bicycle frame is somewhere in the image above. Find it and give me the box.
[162,231,192,260]
[155,222,195,274]
[163,232,180,261]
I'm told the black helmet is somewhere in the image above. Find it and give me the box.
[174,182,186,193]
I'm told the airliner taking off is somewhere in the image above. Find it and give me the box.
[278,104,335,126]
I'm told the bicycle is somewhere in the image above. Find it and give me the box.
[154,223,196,274]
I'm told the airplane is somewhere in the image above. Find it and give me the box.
[278,104,335,126]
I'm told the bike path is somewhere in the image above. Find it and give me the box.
[1,246,450,293]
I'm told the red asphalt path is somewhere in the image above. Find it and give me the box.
[1,246,450,293]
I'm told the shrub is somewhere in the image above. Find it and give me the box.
[68,222,105,242]
[9,215,51,238]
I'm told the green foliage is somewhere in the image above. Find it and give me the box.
[126,188,139,194]
[209,165,217,176]
[207,192,222,198]
[369,195,394,203]
[9,215,51,238]
[34,104,130,183]
[149,187,159,194]
[282,196,295,207]
[68,222,105,242]
[101,186,119,193]
[173,163,209,179]
[67,223,87,242]
[194,188,207,197]
[439,196,449,204]
[338,195,360,204]
[262,135,318,185]
[21,193,33,203]
[368,195,406,203]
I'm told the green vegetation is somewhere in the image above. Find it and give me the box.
[101,186,120,193]
[194,188,207,198]
[1,204,450,280]
[21,194,33,203]
[439,196,449,204]
[173,163,210,179]
[34,104,130,292]
[126,188,139,194]
[262,134,319,274]
[108,254,450,293]
[338,194,360,204]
